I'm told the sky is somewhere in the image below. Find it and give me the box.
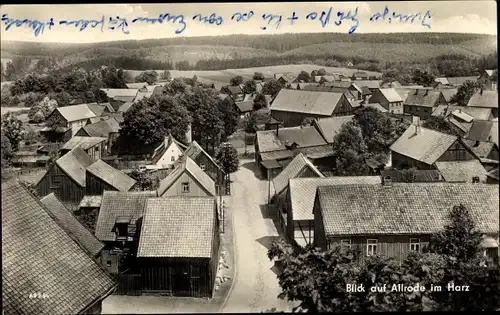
[0,1,497,43]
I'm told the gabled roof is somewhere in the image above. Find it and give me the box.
[463,139,497,158]
[86,160,136,192]
[126,82,148,89]
[235,100,254,113]
[435,160,488,183]
[134,90,154,103]
[435,77,450,85]
[2,181,116,315]
[446,76,478,86]
[223,85,243,95]
[40,193,104,257]
[61,136,107,151]
[54,147,94,187]
[432,105,492,120]
[151,134,187,164]
[316,183,499,236]
[363,103,388,113]
[290,176,381,221]
[184,140,220,170]
[468,91,498,109]
[157,156,215,197]
[380,169,444,182]
[485,69,495,77]
[313,115,354,143]
[404,90,443,107]
[439,89,457,103]
[361,86,372,95]
[256,130,288,153]
[352,80,381,89]
[276,126,328,148]
[54,104,98,122]
[272,153,324,196]
[390,125,458,165]
[271,89,343,116]
[100,88,139,100]
[451,109,474,123]
[326,81,352,88]
[376,88,403,103]
[94,190,157,242]
[276,72,297,83]
[467,120,497,143]
[117,101,135,113]
[137,197,216,258]
[487,168,499,181]
[80,117,120,138]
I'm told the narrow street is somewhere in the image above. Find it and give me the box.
[220,159,297,313]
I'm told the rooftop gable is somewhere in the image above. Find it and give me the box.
[272,153,324,196]
[271,89,343,116]
[54,147,94,187]
[86,160,137,192]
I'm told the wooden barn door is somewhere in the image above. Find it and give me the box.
[172,265,190,296]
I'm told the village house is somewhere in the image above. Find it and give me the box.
[313,183,499,264]
[270,89,355,127]
[466,120,499,145]
[403,89,448,119]
[184,140,226,195]
[463,139,499,171]
[221,85,245,102]
[285,176,381,248]
[434,160,489,183]
[75,117,121,154]
[438,88,458,104]
[95,191,157,275]
[390,120,477,170]
[351,71,369,80]
[137,197,220,297]
[126,82,149,89]
[446,76,479,87]
[147,134,187,170]
[311,115,354,144]
[477,69,497,90]
[40,193,105,259]
[60,136,108,160]
[78,195,103,231]
[468,90,499,118]
[36,147,95,204]
[486,168,499,184]
[369,88,404,114]
[379,169,444,183]
[432,105,493,122]
[133,84,163,103]
[44,103,104,139]
[157,157,216,198]
[86,159,137,195]
[2,180,117,315]
[275,73,298,86]
[234,100,255,115]
[100,88,139,110]
[351,80,382,93]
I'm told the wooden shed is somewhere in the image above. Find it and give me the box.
[85,159,137,195]
[137,197,220,297]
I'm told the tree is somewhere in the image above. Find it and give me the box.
[412,68,435,87]
[253,72,265,81]
[451,80,483,105]
[244,113,259,153]
[217,96,239,141]
[317,68,327,76]
[160,70,172,81]
[119,94,191,144]
[28,97,58,123]
[353,107,400,155]
[23,125,42,145]
[422,116,461,136]
[310,70,318,78]
[1,112,24,151]
[164,78,187,96]
[214,143,239,174]
[262,79,283,98]
[0,62,4,81]
[301,117,315,126]
[253,93,268,110]
[297,71,311,83]
[4,61,16,81]
[242,80,256,94]
[332,122,369,175]
[128,168,160,191]
[230,75,244,86]
[1,131,13,172]
[100,66,127,88]
[135,70,158,85]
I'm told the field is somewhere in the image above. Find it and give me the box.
[126,64,383,84]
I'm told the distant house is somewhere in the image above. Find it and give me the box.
[435,160,488,183]
[351,80,381,92]
[36,147,95,204]
[270,89,355,127]
[234,100,255,115]
[184,140,225,194]
[157,157,216,197]
[100,88,139,104]
[221,85,244,102]
[438,89,458,104]
[351,71,369,80]
[86,159,137,195]
[313,183,499,264]
[287,176,380,248]
[75,117,121,154]
[463,139,499,170]
[275,73,298,86]
[380,169,444,183]
[434,77,450,86]
[126,82,148,89]
[432,105,493,121]
[45,103,101,137]
[369,88,404,114]
[60,136,107,160]
[477,69,497,91]
[95,191,157,275]
[78,195,102,223]
[486,168,499,184]
[466,120,498,145]
[403,89,447,119]
[446,76,478,86]
[137,197,220,297]
[468,90,498,118]
[2,180,116,315]
[40,193,105,259]
[147,134,187,170]
[311,115,354,144]
[390,123,477,170]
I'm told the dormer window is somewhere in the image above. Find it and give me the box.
[200,163,206,171]
[113,216,132,241]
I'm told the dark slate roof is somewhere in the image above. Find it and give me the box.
[40,193,104,257]
[487,168,499,181]
[271,89,343,116]
[272,153,324,195]
[235,100,254,113]
[467,120,496,142]
[81,117,120,138]
[151,134,187,164]
[316,183,499,236]
[94,191,157,242]
[380,169,444,183]
[2,181,116,315]
[468,91,498,109]
[184,140,220,170]
[313,115,354,143]
[224,85,243,95]
[137,197,216,258]
[86,160,137,192]
[54,147,94,187]
[404,90,443,107]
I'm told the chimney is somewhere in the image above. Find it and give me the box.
[424,89,429,96]
[412,116,421,134]
[480,89,484,95]
[472,176,480,183]
[414,89,419,95]
[474,140,480,147]
[185,122,192,144]
[383,175,392,187]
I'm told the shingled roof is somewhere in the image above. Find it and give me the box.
[184,140,220,170]
[377,88,403,103]
[100,88,139,102]
[61,136,107,152]
[137,197,216,258]
[271,89,343,116]
[404,90,443,107]
[390,125,458,165]
[468,91,498,109]
[316,183,499,236]
[432,105,492,121]
[2,181,116,315]
[54,104,98,122]
[86,160,137,192]
[95,191,157,242]
[353,80,381,90]
[446,76,478,86]
[467,120,497,143]
[80,117,120,138]
[157,156,215,197]
[40,193,104,257]
[272,153,324,196]
[290,176,381,221]
[54,147,94,187]
[435,160,488,183]
[313,115,354,143]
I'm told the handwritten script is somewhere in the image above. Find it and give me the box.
[1,7,432,38]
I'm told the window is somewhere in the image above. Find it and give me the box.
[106,260,112,267]
[200,163,206,171]
[50,175,62,188]
[367,239,378,256]
[171,156,175,162]
[340,239,351,248]
[182,182,190,193]
[95,146,99,152]
[410,238,421,252]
